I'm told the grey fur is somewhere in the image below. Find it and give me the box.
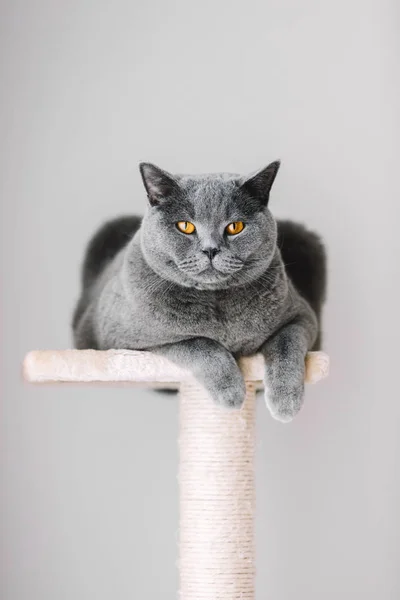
[73,162,326,422]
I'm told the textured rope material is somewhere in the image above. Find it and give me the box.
[179,379,256,599]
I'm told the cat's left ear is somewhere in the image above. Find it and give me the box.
[240,161,281,206]
[139,162,180,206]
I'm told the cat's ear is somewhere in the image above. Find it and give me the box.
[240,161,281,206]
[139,162,180,206]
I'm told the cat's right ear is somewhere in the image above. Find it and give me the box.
[139,163,180,207]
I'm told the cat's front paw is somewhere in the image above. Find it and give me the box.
[209,373,246,410]
[264,380,305,423]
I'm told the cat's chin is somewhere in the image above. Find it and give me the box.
[183,269,237,290]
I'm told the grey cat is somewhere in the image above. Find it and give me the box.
[73,162,326,422]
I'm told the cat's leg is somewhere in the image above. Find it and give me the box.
[260,317,317,423]
[152,337,246,409]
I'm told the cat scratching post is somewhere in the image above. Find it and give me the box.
[23,349,329,599]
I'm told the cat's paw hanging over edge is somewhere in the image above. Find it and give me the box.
[264,381,305,423]
[210,374,247,410]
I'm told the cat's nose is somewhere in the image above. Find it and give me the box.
[202,247,220,260]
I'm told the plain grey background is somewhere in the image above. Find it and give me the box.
[1,0,399,598]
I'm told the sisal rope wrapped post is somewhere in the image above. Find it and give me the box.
[179,378,256,599]
[23,349,329,598]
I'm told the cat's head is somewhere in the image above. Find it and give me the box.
[139,162,280,290]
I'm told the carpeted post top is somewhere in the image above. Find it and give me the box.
[23,349,329,386]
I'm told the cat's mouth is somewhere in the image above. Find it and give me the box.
[176,255,244,287]
[198,266,231,280]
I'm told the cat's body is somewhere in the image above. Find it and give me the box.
[73,216,324,355]
[73,163,326,421]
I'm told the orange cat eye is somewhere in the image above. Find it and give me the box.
[176,221,196,234]
[226,221,245,235]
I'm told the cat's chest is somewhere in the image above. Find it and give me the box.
[145,285,285,354]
